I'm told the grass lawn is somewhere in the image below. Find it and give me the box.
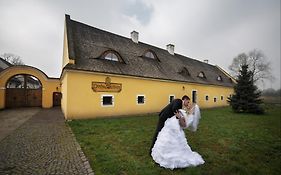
[68,105,281,175]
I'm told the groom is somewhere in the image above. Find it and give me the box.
[150,95,191,153]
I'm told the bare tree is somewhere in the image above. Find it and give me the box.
[1,53,24,65]
[228,49,274,85]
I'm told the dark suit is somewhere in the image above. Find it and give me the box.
[150,99,182,153]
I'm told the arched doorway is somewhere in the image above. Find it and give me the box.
[5,74,42,108]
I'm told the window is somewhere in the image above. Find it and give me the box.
[101,95,114,107]
[6,75,24,88]
[178,67,190,77]
[6,74,41,89]
[198,72,206,78]
[26,76,41,89]
[104,52,119,61]
[143,50,157,59]
[169,95,175,103]
[137,95,145,105]
[214,97,217,102]
[205,95,209,101]
[192,90,197,103]
[221,96,224,100]
[101,50,122,62]
[217,76,222,81]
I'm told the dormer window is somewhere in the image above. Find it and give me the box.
[144,51,155,59]
[217,76,222,81]
[198,71,206,78]
[104,52,118,61]
[143,50,157,59]
[102,50,122,62]
[178,67,190,77]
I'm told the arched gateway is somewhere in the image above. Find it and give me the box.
[6,74,42,108]
[0,65,61,109]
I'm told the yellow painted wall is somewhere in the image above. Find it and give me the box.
[0,66,61,109]
[62,20,74,68]
[61,72,68,116]
[61,69,234,119]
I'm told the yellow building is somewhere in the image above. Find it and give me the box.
[0,61,61,109]
[61,15,235,119]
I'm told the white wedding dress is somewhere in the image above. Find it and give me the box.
[151,105,205,169]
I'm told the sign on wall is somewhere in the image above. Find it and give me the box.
[92,77,122,92]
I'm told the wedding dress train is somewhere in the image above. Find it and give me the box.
[151,105,205,169]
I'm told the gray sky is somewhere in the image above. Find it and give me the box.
[0,0,280,89]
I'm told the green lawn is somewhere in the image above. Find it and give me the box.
[68,105,281,175]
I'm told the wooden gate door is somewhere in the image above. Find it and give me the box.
[53,92,62,106]
[5,88,26,108]
[26,89,42,107]
[5,74,42,108]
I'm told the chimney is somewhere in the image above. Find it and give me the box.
[204,59,209,64]
[131,31,139,43]
[166,44,175,55]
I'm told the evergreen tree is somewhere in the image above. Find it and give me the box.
[228,64,264,114]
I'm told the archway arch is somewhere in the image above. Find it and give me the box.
[0,65,61,109]
[5,74,42,108]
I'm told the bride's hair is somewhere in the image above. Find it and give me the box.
[182,95,190,100]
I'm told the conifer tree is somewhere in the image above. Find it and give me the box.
[228,64,264,114]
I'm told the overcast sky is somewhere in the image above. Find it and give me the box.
[0,0,280,89]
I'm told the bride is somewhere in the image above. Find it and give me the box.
[151,103,205,169]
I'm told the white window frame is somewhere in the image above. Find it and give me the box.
[168,94,175,103]
[101,95,114,107]
[136,94,146,105]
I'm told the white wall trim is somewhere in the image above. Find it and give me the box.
[136,94,146,105]
[101,94,114,107]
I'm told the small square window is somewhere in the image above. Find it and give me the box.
[221,96,224,100]
[137,95,145,104]
[205,95,209,101]
[214,97,217,102]
[102,95,113,106]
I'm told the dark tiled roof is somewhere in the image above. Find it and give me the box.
[64,15,234,87]
[0,57,12,72]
